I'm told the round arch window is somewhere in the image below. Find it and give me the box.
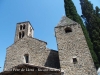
[24,54,29,63]
[65,27,72,33]
[22,31,25,38]
[23,24,25,29]
[19,32,21,38]
[20,25,22,30]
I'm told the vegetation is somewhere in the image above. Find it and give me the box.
[64,0,100,69]
[80,0,100,69]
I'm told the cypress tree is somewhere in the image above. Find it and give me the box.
[64,0,100,69]
[80,0,100,69]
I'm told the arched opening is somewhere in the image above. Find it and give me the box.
[65,27,72,33]
[23,24,25,29]
[20,25,22,30]
[24,54,29,63]
[22,31,25,38]
[30,27,32,32]
[19,32,21,38]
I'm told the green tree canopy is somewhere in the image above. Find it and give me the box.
[80,0,100,69]
[64,0,100,69]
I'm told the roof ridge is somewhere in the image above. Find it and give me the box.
[56,16,77,27]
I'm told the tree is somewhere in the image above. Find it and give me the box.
[80,0,100,69]
[64,0,100,69]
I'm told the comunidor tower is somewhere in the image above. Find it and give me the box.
[55,16,97,75]
[14,21,34,42]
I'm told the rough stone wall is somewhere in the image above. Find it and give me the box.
[4,36,60,71]
[4,36,47,71]
[44,49,60,69]
[55,23,97,75]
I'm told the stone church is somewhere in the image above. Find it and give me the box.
[0,16,97,75]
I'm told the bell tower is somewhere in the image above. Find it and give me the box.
[55,16,97,75]
[14,21,34,42]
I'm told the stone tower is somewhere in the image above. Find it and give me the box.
[55,16,97,75]
[14,21,34,42]
[3,21,60,72]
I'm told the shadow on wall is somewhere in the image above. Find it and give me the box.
[44,50,60,69]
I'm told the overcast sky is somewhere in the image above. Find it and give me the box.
[0,0,100,74]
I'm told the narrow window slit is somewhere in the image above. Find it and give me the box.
[19,32,21,38]
[23,24,25,29]
[20,25,22,30]
[24,54,29,63]
[22,31,25,38]
[73,58,77,64]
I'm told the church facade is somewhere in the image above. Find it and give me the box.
[1,16,97,75]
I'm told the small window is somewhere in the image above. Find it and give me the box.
[23,24,25,29]
[19,32,21,38]
[30,27,32,32]
[24,54,29,63]
[73,58,77,64]
[22,31,25,38]
[20,25,22,30]
[65,27,72,33]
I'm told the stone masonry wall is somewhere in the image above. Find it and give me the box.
[55,23,97,75]
[4,36,60,71]
[44,49,60,69]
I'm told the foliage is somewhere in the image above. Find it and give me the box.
[64,0,100,69]
[80,0,100,69]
